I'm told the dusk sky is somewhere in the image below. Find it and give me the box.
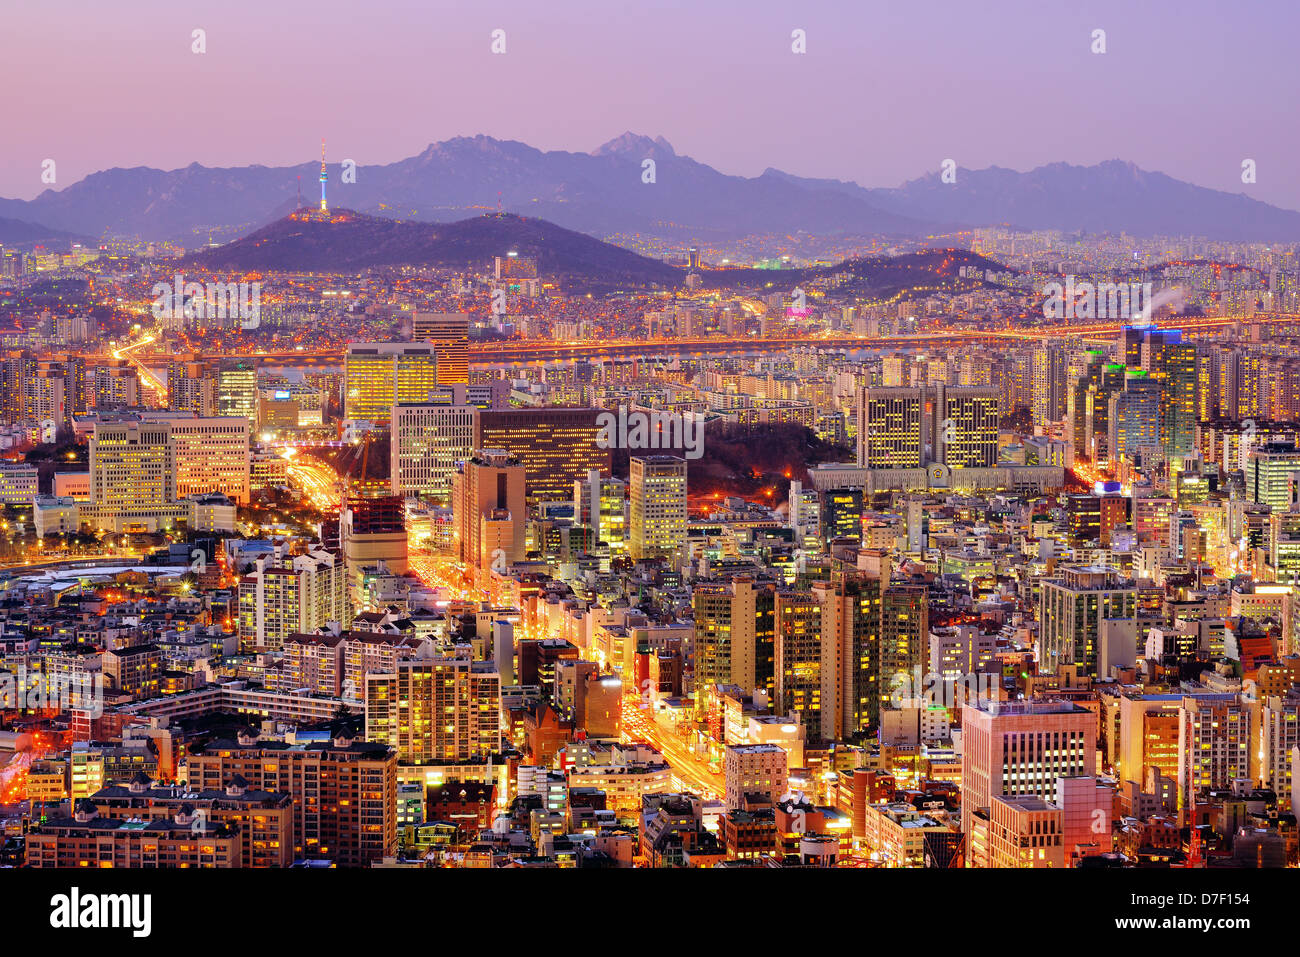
[4,0,1298,209]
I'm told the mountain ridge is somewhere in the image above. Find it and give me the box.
[2,137,1296,244]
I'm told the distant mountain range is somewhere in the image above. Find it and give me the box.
[191,210,681,291]
[2,134,1297,245]
[0,215,88,249]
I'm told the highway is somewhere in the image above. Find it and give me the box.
[281,449,342,511]
[112,333,169,399]
[621,696,724,801]
[109,312,1300,366]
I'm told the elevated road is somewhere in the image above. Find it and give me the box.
[114,312,1300,366]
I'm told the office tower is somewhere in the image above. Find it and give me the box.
[858,387,923,468]
[364,658,502,763]
[1117,326,1144,368]
[628,454,687,562]
[1268,511,1300,583]
[1037,565,1137,677]
[89,419,173,509]
[391,402,478,503]
[820,488,863,542]
[217,357,258,422]
[1107,371,1162,469]
[1142,330,1197,467]
[693,577,776,705]
[344,343,439,423]
[1247,442,1300,511]
[1084,362,1126,463]
[476,407,611,505]
[167,416,252,503]
[774,590,825,740]
[237,550,350,651]
[574,468,627,551]
[812,572,883,740]
[961,699,1097,837]
[1115,692,1182,787]
[452,449,526,568]
[169,358,218,416]
[724,744,789,812]
[183,734,398,867]
[933,385,999,468]
[411,312,469,385]
[1177,694,1250,815]
[1065,351,1106,456]
[342,494,409,575]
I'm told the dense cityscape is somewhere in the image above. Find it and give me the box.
[0,1,1292,939]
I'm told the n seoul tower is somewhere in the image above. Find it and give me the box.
[319,138,328,213]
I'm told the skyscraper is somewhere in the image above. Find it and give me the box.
[476,407,610,505]
[344,343,439,423]
[452,449,527,568]
[217,357,258,422]
[411,312,469,385]
[858,387,923,468]
[628,455,687,561]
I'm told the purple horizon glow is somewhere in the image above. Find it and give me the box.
[3,0,1299,211]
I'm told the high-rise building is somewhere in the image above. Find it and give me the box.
[1107,371,1162,469]
[1247,442,1300,511]
[217,358,258,422]
[812,572,883,739]
[628,455,687,562]
[1037,565,1137,677]
[693,577,776,704]
[237,550,350,651]
[858,387,924,468]
[476,407,610,505]
[574,468,627,552]
[344,343,439,423]
[364,657,502,764]
[933,385,999,468]
[960,698,1097,837]
[1177,694,1250,816]
[452,449,526,569]
[411,312,469,385]
[168,358,218,417]
[774,590,824,740]
[391,402,479,503]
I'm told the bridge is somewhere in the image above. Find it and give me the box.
[118,312,1300,366]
